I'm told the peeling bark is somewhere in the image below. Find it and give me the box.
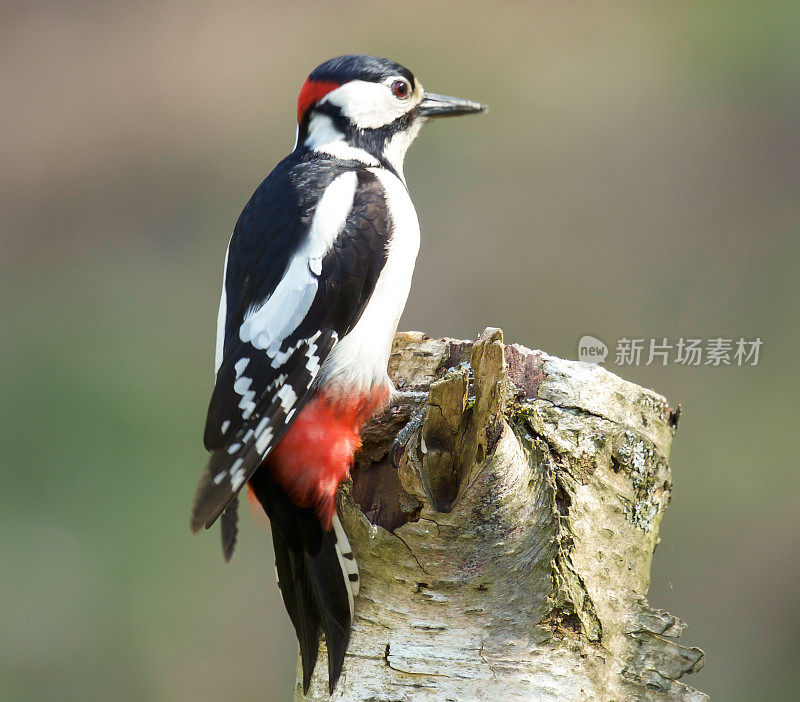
[296,328,706,701]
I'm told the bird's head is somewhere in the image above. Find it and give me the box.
[295,54,486,178]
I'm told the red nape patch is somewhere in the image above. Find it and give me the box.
[296,78,341,124]
[266,386,390,529]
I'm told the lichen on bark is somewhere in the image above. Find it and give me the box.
[298,328,706,701]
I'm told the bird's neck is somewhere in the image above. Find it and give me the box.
[301,113,416,182]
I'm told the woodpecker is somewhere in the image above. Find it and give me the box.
[191,54,485,694]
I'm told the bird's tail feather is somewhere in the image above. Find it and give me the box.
[248,470,357,694]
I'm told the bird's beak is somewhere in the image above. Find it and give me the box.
[418,92,487,118]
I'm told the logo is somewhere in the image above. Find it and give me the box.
[578,335,608,364]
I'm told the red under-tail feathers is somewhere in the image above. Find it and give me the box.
[263,385,390,529]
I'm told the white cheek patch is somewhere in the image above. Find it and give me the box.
[322,80,412,129]
[305,113,380,167]
[305,112,345,149]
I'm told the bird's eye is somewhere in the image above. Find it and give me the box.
[391,80,410,99]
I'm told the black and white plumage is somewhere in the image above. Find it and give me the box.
[191,54,485,694]
[194,162,391,529]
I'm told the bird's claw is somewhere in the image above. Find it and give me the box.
[390,405,427,468]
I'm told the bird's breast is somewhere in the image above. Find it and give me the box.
[318,167,420,392]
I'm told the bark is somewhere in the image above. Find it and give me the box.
[296,328,706,701]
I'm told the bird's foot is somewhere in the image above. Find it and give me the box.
[390,404,427,468]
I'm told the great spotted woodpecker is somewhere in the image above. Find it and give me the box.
[191,54,485,694]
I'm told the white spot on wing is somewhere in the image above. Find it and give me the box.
[233,376,256,419]
[275,384,297,413]
[305,334,322,374]
[269,343,296,368]
[229,458,245,490]
[255,426,274,454]
[234,357,250,377]
[305,354,320,375]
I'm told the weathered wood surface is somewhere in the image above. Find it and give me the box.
[297,328,706,701]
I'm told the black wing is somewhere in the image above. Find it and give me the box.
[191,161,390,532]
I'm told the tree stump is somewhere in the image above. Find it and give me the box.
[297,328,706,701]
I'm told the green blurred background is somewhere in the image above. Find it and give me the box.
[2,1,798,700]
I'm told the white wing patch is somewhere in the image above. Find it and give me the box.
[238,171,358,351]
